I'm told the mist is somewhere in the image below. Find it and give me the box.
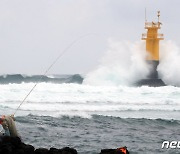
[158,41,180,86]
[84,39,180,87]
[83,39,150,86]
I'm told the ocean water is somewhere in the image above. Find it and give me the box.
[0,74,180,154]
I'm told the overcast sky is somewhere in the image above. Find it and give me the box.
[0,0,180,75]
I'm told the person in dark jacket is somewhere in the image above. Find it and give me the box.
[0,115,19,137]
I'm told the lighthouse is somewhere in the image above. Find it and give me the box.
[137,11,165,86]
[142,11,164,78]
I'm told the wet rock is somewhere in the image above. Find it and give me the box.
[60,147,78,154]
[0,136,77,154]
[20,144,35,154]
[0,136,128,154]
[49,148,59,154]
[35,148,49,154]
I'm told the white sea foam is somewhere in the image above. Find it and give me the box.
[0,83,180,119]
[1,40,180,119]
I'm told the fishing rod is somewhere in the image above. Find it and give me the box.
[13,33,95,116]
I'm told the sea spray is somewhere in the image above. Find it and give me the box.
[158,41,180,86]
[83,39,150,86]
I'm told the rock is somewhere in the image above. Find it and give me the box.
[35,148,49,154]
[0,136,77,154]
[49,148,59,154]
[60,147,78,154]
[21,143,35,154]
[0,144,13,154]
[0,136,128,154]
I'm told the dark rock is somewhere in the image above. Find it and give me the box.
[11,137,22,147]
[0,144,13,154]
[60,147,78,154]
[0,136,129,154]
[21,143,35,154]
[35,148,49,154]
[100,149,115,154]
[48,148,59,154]
[136,79,166,87]
[0,136,78,154]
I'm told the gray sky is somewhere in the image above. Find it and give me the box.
[0,0,180,75]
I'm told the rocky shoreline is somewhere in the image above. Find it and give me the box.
[0,136,129,154]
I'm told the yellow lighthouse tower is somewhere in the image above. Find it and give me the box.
[142,11,164,79]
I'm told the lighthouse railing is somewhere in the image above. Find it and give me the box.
[145,22,161,28]
[142,33,164,39]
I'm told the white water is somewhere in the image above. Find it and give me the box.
[1,40,180,120]
[158,41,180,86]
[84,40,180,87]
[84,40,150,86]
[0,82,180,120]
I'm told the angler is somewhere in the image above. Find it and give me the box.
[0,115,19,137]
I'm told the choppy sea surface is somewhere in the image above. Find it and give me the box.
[0,74,180,154]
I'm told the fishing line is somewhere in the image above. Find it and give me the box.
[13,33,96,115]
